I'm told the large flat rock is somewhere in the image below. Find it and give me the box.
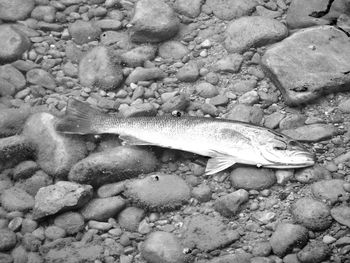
[262,26,350,106]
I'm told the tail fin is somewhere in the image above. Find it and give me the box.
[55,99,105,135]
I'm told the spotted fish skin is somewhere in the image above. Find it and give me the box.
[56,99,315,174]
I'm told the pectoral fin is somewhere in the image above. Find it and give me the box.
[205,155,237,175]
[119,135,153,146]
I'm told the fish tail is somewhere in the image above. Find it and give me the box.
[55,98,107,134]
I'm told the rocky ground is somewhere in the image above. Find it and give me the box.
[0,0,350,262]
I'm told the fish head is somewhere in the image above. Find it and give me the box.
[258,131,315,169]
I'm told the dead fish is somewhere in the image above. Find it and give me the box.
[55,99,315,175]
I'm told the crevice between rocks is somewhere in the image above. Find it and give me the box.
[309,0,335,18]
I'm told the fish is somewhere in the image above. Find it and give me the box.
[55,99,315,175]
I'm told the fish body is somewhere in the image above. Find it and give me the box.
[56,99,315,174]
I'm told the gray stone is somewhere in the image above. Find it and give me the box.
[161,93,190,113]
[69,146,158,187]
[214,189,249,217]
[209,95,229,106]
[206,0,257,20]
[262,26,350,106]
[311,179,348,204]
[120,46,157,67]
[338,98,350,113]
[0,25,31,63]
[117,207,145,231]
[230,167,276,190]
[68,20,101,45]
[54,212,85,235]
[0,78,16,96]
[141,231,185,263]
[44,226,66,240]
[97,182,125,198]
[176,62,199,82]
[295,165,331,184]
[226,104,264,125]
[291,198,332,231]
[174,0,202,18]
[0,253,13,263]
[119,103,157,118]
[238,90,259,105]
[279,114,306,130]
[264,111,285,129]
[180,214,240,251]
[22,113,87,178]
[331,205,350,228]
[0,64,26,92]
[231,79,257,94]
[1,187,34,212]
[124,173,191,211]
[158,41,189,60]
[0,107,32,137]
[214,54,243,73]
[191,183,212,202]
[33,181,93,220]
[93,19,122,31]
[202,253,252,263]
[26,69,56,90]
[31,5,56,23]
[15,170,53,196]
[79,46,123,91]
[125,67,166,85]
[270,223,309,257]
[282,124,337,142]
[12,161,39,180]
[0,229,16,252]
[100,31,131,49]
[0,0,35,21]
[80,196,126,221]
[196,82,219,98]
[130,0,180,43]
[225,16,288,53]
[297,241,330,263]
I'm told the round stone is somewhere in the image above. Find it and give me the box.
[0,229,17,252]
[0,0,35,21]
[54,212,85,235]
[230,167,276,190]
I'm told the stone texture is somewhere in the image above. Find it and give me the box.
[0,0,35,21]
[54,212,85,235]
[270,223,309,257]
[174,0,202,18]
[129,0,180,43]
[26,69,56,90]
[158,41,189,60]
[120,45,157,67]
[331,205,350,228]
[69,146,158,187]
[180,214,240,251]
[125,67,166,85]
[0,229,17,252]
[282,124,337,142]
[141,231,185,263]
[230,167,276,190]
[68,20,102,45]
[22,113,87,178]
[124,174,191,211]
[311,179,349,204]
[0,65,26,92]
[15,170,53,196]
[1,187,34,212]
[0,25,31,63]
[294,165,331,184]
[33,181,93,219]
[176,62,199,82]
[206,0,257,20]
[297,241,330,263]
[79,46,123,91]
[117,207,145,232]
[261,26,350,106]
[225,16,288,54]
[214,189,249,217]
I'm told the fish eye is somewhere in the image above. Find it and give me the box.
[289,140,298,146]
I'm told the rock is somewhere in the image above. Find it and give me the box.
[331,205,350,228]
[0,135,34,170]
[11,245,27,263]
[117,207,145,231]
[0,229,17,252]
[0,107,32,137]
[0,77,16,96]
[209,95,229,106]
[120,45,157,67]
[279,114,306,130]
[125,67,166,85]
[196,82,219,98]
[311,179,348,204]
[206,0,257,20]
[69,146,158,187]
[130,0,180,43]
[214,189,249,217]
[291,198,332,231]
[45,226,66,240]
[251,242,272,257]
[80,196,126,221]
[124,173,191,211]
[33,181,93,220]
[286,0,337,29]
[261,26,350,106]
[270,223,309,257]
[1,187,34,212]
[119,103,157,118]
[238,90,259,105]
[226,104,264,125]
[176,62,199,82]
[68,20,102,45]
[297,241,330,263]
[230,167,276,190]
[158,41,189,60]
[12,160,39,180]
[231,79,257,94]
[295,165,331,184]
[282,124,337,142]
[79,46,123,91]
[0,64,26,92]
[338,98,350,113]
[264,112,285,129]
[26,69,56,90]
[191,183,212,202]
[214,54,243,73]
[161,93,190,112]
[202,253,252,263]
[15,170,53,196]
[174,0,202,18]
[0,253,13,263]
[93,19,122,31]
[54,212,85,235]
[0,0,35,21]
[22,113,87,178]
[21,233,41,252]
[225,16,288,54]
[180,214,240,251]
[141,231,185,263]
[88,220,112,231]
[0,25,31,63]
[97,182,125,198]
[31,5,56,23]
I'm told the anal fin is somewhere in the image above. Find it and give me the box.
[119,135,153,146]
[205,155,237,175]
